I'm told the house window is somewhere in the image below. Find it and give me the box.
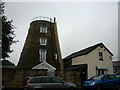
[40,26,47,33]
[39,49,47,62]
[97,69,107,75]
[99,52,103,61]
[40,38,47,45]
[96,66,107,75]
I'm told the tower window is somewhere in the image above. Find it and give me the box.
[40,38,47,45]
[40,26,47,33]
[54,53,57,59]
[39,49,47,62]
[99,52,103,61]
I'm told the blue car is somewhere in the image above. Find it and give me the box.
[83,74,120,90]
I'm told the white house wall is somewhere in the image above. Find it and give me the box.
[72,46,113,79]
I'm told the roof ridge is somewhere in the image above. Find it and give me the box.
[63,42,113,60]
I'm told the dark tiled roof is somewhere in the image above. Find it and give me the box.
[0,65,16,69]
[113,61,120,66]
[64,43,113,60]
[65,64,87,70]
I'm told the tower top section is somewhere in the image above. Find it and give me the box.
[31,16,56,23]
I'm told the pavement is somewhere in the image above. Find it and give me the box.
[1,87,118,90]
[1,87,84,90]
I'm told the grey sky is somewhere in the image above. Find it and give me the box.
[4,2,118,65]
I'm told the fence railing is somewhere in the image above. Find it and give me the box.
[31,16,54,23]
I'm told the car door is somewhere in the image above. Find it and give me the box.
[29,77,44,89]
[51,77,66,89]
[101,75,111,88]
[41,77,53,89]
[101,75,117,88]
[107,75,118,88]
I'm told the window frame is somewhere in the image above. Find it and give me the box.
[42,77,52,83]
[30,77,42,83]
[99,52,103,61]
[39,49,47,62]
[40,37,47,45]
[54,53,57,60]
[51,77,63,83]
[40,26,47,33]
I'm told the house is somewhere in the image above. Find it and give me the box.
[63,43,114,79]
[113,61,120,74]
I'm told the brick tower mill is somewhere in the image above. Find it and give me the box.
[17,16,64,74]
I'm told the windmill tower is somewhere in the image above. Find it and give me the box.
[17,17,63,72]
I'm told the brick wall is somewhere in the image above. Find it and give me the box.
[2,69,81,88]
[55,71,81,86]
[2,69,47,88]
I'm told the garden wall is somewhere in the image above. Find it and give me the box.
[2,69,81,88]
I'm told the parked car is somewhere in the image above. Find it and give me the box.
[24,76,77,90]
[82,74,120,90]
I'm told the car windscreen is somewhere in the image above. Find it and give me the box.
[89,75,104,80]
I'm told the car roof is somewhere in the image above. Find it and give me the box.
[98,74,116,77]
[92,74,116,77]
[30,76,57,78]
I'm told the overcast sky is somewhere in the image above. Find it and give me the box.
[3,1,118,65]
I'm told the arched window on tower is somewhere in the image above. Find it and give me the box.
[40,25,47,33]
[39,49,47,62]
[40,38,47,45]
[54,53,57,60]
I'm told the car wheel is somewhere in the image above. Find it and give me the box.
[68,87,75,90]
[116,84,120,90]
[96,86,101,90]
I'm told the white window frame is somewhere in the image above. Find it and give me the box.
[40,38,47,45]
[40,26,47,33]
[99,52,103,61]
[54,53,57,59]
[39,49,47,62]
